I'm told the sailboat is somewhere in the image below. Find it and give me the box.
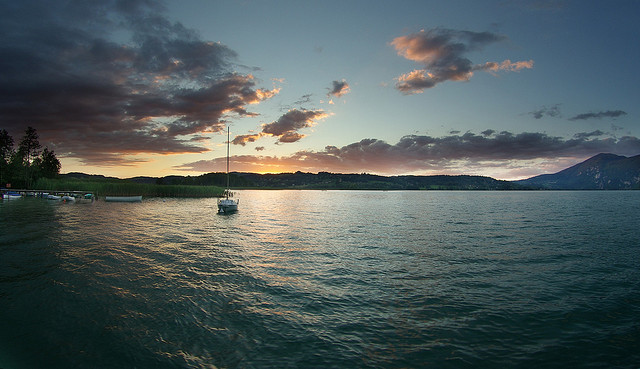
[218,127,239,214]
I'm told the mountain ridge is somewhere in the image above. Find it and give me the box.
[515,153,640,189]
[60,153,640,190]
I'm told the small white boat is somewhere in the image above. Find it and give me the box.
[2,192,22,200]
[218,196,239,214]
[62,195,76,202]
[217,127,239,214]
[47,194,61,200]
[105,195,142,202]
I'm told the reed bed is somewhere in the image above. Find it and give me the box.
[33,178,225,198]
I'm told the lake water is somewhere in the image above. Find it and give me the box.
[1,190,639,368]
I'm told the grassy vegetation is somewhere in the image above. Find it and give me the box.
[33,177,225,198]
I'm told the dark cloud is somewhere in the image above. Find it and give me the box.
[573,130,605,139]
[391,28,533,94]
[231,108,329,146]
[294,94,313,106]
[328,80,350,97]
[529,104,562,119]
[261,109,328,143]
[232,133,262,146]
[569,110,628,121]
[176,130,640,176]
[278,93,313,113]
[0,0,277,166]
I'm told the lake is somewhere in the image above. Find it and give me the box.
[1,190,639,368]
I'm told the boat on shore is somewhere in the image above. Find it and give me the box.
[105,195,142,202]
[1,192,22,200]
[62,195,76,202]
[2,190,95,202]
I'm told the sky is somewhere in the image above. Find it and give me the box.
[1,0,639,180]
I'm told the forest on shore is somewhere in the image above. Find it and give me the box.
[1,127,61,189]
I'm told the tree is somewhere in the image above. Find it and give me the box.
[0,127,61,188]
[37,147,61,178]
[17,126,42,188]
[0,129,14,186]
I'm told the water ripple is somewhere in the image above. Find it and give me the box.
[1,192,639,368]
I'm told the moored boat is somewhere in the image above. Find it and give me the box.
[218,195,239,214]
[2,192,22,200]
[105,195,142,202]
[217,127,239,214]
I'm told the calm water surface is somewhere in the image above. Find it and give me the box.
[1,191,639,368]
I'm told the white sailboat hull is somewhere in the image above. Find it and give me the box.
[217,198,238,213]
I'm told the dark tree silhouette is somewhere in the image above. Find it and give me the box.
[1,127,60,188]
[0,129,14,186]
[17,126,42,188]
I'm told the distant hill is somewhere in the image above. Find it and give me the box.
[125,171,524,190]
[235,172,523,190]
[62,153,640,190]
[62,172,120,181]
[516,153,640,190]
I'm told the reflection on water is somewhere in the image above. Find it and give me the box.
[1,191,639,368]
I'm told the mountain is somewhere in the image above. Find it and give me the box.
[516,153,640,190]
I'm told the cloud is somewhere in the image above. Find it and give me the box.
[176,130,640,178]
[294,94,313,106]
[395,70,438,94]
[0,0,278,166]
[529,104,562,119]
[391,28,533,94]
[327,79,350,97]
[569,110,628,121]
[573,130,605,139]
[475,59,534,74]
[261,109,328,143]
[232,133,263,146]
[230,108,329,146]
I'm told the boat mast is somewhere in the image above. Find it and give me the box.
[226,126,230,194]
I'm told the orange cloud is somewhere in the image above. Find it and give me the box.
[327,79,350,97]
[391,28,531,93]
[395,70,437,94]
[391,31,452,64]
[477,59,535,73]
[252,87,281,103]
